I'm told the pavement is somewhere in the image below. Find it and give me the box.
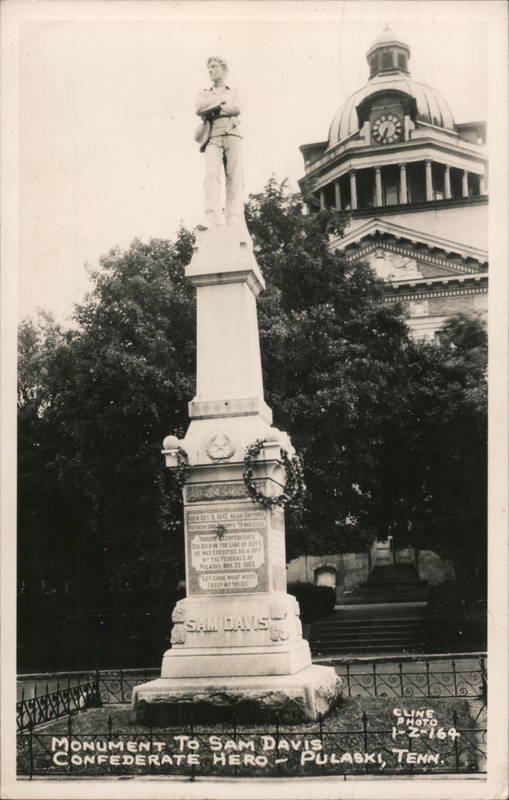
[331,601,427,619]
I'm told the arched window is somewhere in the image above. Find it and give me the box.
[314,565,337,589]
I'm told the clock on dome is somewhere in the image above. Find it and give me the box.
[372,113,402,144]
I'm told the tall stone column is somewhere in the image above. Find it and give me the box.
[319,189,326,210]
[444,164,451,199]
[349,170,358,210]
[399,163,408,204]
[132,227,340,724]
[462,170,469,198]
[479,172,487,194]
[425,160,433,201]
[374,167,382,207]
[334,179,342,210]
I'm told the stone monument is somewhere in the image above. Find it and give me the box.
[131,60,340,724]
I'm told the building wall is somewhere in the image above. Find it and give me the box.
[287,549,455,601]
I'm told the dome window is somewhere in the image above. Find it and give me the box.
[381,50,393,70]
[397,52,407,71]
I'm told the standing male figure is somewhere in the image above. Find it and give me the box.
[195,57,244,228]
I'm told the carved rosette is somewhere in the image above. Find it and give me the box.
[270,625,290,642]
[171,625,186,645]
[171,605,186,624]
[269,602,288,620]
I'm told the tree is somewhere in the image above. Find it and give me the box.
[17,181,487,667]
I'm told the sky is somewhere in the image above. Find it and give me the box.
[10,0,496,323]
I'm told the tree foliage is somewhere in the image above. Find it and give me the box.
[17,181,487,668]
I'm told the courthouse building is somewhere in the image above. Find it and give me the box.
[288,27,488,608]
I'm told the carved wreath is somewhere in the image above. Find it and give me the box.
[242,439,305,509]
[174,447,190,488]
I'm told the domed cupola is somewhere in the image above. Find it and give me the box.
[328,26,455,147]
[366,25,410,77]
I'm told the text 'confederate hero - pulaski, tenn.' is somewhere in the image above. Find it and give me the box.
[195,57,244,228]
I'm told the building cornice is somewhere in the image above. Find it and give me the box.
[384,280,488,303]
[300,136,487,187]
[334,217,488,267]
[349,194,488,220]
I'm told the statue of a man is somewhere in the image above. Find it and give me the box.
[195,57,244,228]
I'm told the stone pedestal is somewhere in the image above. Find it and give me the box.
[131,227,340,723]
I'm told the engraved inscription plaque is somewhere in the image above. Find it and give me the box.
[186,503,269,594]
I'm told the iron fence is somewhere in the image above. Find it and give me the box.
[16,677,101,731]
[331,656,487,701]
[17,709,487,779]
[17,657,486,731]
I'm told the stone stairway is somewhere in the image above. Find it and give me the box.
[341,564,429,605]
[310,602,427,656]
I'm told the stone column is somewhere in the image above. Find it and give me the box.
[399,163,408,204]
[444,165,451,199]
[334,179,342,210]
[462,170,469,198]
[480,172,487,194]
[132,226,340,725]
[319,189,326,210]
[425,160,433,201]
[349,170,358,210]
[374,167,382,207]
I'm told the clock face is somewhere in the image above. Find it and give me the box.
[372,114,402,144]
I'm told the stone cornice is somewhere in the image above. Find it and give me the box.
[350,195,488,219]
[344,241,486,278]
[300,137,487,187]
[384,282,488,303]
[335,217,488,266]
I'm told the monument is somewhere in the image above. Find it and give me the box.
[132,58,340,724]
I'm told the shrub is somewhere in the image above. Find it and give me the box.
[425,580,486,652]
[287,582,336,624]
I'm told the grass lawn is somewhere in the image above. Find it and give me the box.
[17,696,486,778]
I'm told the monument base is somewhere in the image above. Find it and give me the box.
[132,664,341,725]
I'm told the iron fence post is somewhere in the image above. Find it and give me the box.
[120,669,125,703]
[232,710,238,778]
[95,669,101,707]
[426,659,431,696]
[452,660,458,696]
[67,714,73,775]
[28,723,34,780]
[149,724,154,776]
[346,663,351,696]
[453,710,460,772]
[275,715,280,777]
[398,662,404,696]
[372,663,378,696]
[362,712,368,773]
[318,712,325,774]
[480,656,487,704]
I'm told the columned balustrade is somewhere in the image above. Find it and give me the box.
[425,160,433,201]
[374,167,382,207]
[444,165,451,199]
[334,180,342,210]
[399,163,407,204]
[462,170,469,198]
[349,171,358,210]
